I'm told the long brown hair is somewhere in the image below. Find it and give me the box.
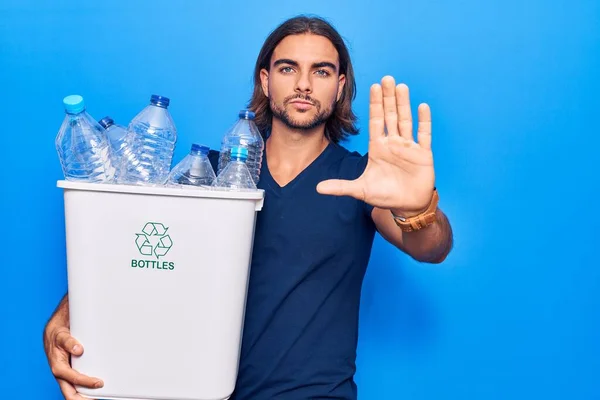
[248,15,359,143]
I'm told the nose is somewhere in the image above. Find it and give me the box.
[295,71,312,94]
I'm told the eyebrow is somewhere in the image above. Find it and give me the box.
[273,58,338,72]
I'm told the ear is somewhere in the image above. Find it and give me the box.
[260,69,269,97]
[337,74,346,102]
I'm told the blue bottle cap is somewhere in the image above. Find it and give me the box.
[99,116,114,129]
[238,109,255,120]
[230,146,248,161]
[150,94,170,108]
[63,95,85,114]
[191,144,210,154]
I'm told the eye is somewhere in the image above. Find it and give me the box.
[279,66,294,74]
[315,69,331,77]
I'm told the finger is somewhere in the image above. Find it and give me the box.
[369,84,385,140]
[52,360,104,389]
[58,378,88,400]
[381,76,399,137]
[316,179,365,201]
[55,329,83,356]
[417,103,432,150]
[396,83,414,141]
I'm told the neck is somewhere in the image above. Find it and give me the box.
[265,117,330,186]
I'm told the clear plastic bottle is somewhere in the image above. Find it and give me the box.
[166,144,216,188]
[212,146,257,190]
[217,110,264,185]
[98,116,130,181]
[119,94,177,186]
[55,95,116,183]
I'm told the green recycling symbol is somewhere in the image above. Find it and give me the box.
[135,222,173,259]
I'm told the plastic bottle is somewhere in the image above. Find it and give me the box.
[217,110,264,185]
[166,144,216,188]
[120,94,177,185]
[98,116,131,181]
[55,95,115,182]
[212,146,257,190]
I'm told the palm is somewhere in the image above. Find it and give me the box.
[317,76,435,215]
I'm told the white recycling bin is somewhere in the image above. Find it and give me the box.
[57,180,265,400]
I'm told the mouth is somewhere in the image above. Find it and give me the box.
[288,99,315,112]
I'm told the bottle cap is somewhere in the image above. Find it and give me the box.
[230,146,248,161]
[150,94,170,108]
[63,95,85,114]
[238,109,255,120]
[191,144,210,155]
[99,117,115,129]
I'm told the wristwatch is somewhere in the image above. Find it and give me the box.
[391,189,439,232]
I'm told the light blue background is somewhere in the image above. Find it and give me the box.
[1,0,599,398]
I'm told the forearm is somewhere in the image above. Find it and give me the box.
[44,293,70,353]
[48,293,70,328]
[400,208,453,263]
[372,206,453,263]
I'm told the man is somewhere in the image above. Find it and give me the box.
[44,15,453,399]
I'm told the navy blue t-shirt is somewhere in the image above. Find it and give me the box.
[210,142,376,399]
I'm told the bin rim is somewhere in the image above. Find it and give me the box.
[57,180,265,202]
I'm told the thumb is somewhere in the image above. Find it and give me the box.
[316,179,364,200]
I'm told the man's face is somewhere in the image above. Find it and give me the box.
[260,33,346,131]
